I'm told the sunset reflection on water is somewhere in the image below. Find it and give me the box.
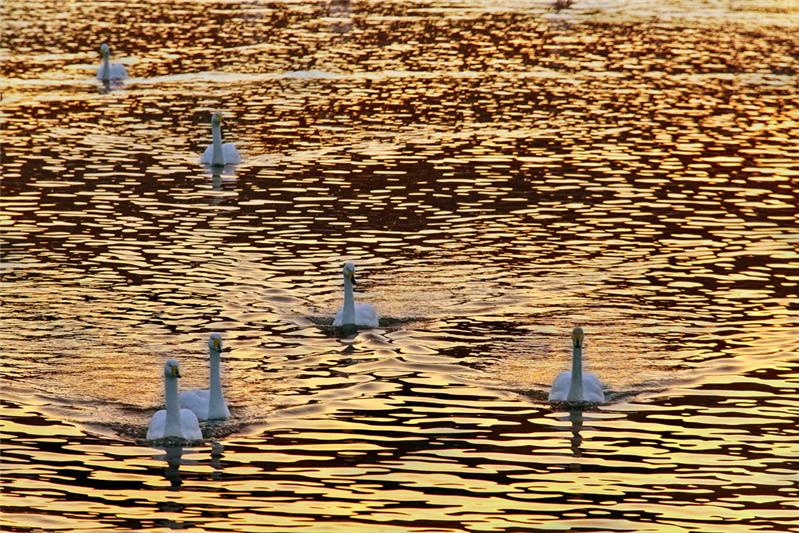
[1,0,798,531]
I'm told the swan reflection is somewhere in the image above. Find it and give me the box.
[162,444,184,489]
[98,79,125,94]
[211,441,224,481]
[327,0,352,33]
[160,442,225,486]
[568,408,583,457]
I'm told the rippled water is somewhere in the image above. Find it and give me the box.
[2,0,799,531]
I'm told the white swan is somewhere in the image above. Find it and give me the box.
[201,112,241,167]
[549,327,605,404]
[147,359,203,441]
[333,261,379,328]
[95,44,128,82]
[179,333,230,421]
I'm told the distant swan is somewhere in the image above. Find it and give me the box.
[147,359,203,441]
[96,43,127,82]
[179,333,230,421]
[333,261,379,328]
[549,327,605,405]
[201,112,241,167]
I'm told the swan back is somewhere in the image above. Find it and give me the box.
[96,44,127,81]
[201,113,241,166]
[207,332,228,420]
[333,261,380,328]
[178,333,230,421]
[549,327,605,406]
[147,359,203,441]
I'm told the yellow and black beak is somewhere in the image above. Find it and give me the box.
[572,328,585,349]
[349,271,356,285]
[171,366,181,378]
[213,338,221,351]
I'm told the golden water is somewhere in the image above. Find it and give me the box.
[2,0,798,531]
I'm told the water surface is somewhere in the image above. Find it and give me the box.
[2,0,799,531]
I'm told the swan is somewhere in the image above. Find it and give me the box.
[147,359,203,441]
[549,327,605,405]
[333,261,379,328]
[179,333,230,421]
[95,43,128,82]
[201,112,241,167]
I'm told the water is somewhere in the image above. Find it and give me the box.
[2,0,799,530]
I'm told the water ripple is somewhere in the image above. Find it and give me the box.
[2,0,798,531]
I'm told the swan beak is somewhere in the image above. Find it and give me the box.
[213,338,221,351]
[572,327,585,349]
[172,366,181,378]
[349,272,356,285]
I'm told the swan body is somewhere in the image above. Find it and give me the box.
[333,261,379,328]
[96,43,128,82]
[549,327,605,404]
[179,333,230,421]
[201,112,241,166]
[147,359,203,441]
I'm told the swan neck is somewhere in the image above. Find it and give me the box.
[342,276,356,325]
[101,55,110,81]
[208,349,226,419]
[211,122,224,166]
[164,376,182,437]
[567,345,584,402]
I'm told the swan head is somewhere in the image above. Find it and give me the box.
[572,327,585,349]
[342,261,356,285]
[208,333,222,353]
[211,112,223,127]
[100,43,110,58]
[164,359,181,379]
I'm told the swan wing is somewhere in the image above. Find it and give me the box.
[179,389,210,420]
[223,143,241,164]
[96,63,128,80]
[355,303,379,327]
[332,306,344,327]
[582,372,605,403]
[200,144,214,165]
[110,63,127,79]
[146,409,167,440]
[549,371,572,402]
[179,409,203,441]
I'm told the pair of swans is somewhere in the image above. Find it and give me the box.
[329,263,602,406]
[146,333,230,441]
[93,45,240,169]
[146,262,374,442]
